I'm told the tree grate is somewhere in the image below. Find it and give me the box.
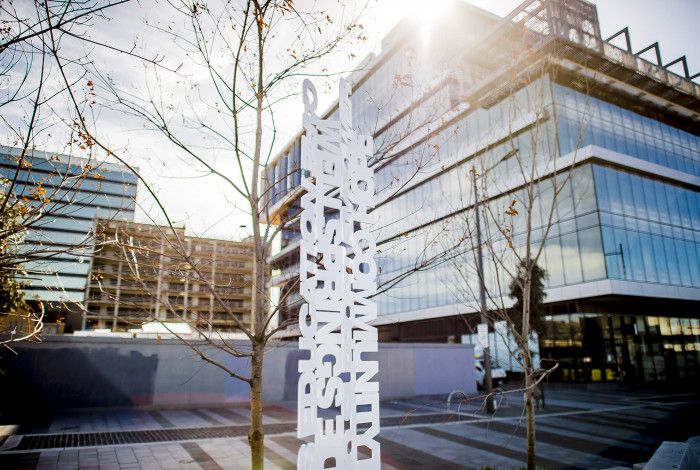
[13,422,296,451]
[11,411,476,451]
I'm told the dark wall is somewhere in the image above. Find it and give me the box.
[0,336,475,413]
[2,345,158,409]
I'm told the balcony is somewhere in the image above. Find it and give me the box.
[269,238,300,266]
[261,184,304,226]
[269,266,299,287]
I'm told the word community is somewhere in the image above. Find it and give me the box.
[297,79,381,469]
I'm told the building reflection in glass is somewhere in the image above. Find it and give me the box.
[541,312,700,383]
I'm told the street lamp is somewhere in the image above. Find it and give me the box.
[471,165,495,415]
[469,148,517,415]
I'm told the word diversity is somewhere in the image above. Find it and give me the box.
[297,79,381,469]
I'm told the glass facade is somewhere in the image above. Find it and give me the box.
[262,10,493,211]
[369,76,700,383]
[594,165,700,287]
[542,311,700,384]
[264,11,495,321]
[264,2,700,383]
[555,84,700,175]
[0,148,137,302]
[258,1,700,382]
[372,76,608,315]
[538,83,700,383]
[374,164,606,316]
[269,78,700,333]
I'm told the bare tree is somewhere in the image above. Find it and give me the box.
[0,0,163,338]
[85,1,372,467]
[437,61,593,469]
[0,178,44,349]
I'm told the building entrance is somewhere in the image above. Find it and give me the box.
[541,311,699,384]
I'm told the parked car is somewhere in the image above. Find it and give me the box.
[475,360,507,389]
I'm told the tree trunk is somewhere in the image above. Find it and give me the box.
[524,354,536,470]
[248,226,266,469]
[522,268,536,470]
[249,341,265,470]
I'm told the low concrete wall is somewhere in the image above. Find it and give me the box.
[644,437,700,470]
[684,436,700,470]
[0,336,475,410]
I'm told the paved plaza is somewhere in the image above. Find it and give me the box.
[0,386,697,469]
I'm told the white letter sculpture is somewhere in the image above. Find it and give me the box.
[297,79,380,469]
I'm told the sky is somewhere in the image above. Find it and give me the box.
[3,0,698,241]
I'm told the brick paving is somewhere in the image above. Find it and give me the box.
[0,388,697,469]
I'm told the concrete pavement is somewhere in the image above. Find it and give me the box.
[0,386,697,469]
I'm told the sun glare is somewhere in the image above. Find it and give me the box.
[408,0,454,48]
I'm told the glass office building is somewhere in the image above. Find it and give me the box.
[264,0,700,383]
[0,146,137,306]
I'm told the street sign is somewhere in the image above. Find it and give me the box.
[478,323,489,350]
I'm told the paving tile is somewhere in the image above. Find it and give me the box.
[1,389,697,469]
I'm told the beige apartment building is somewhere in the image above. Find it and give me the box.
[83,219,254,334]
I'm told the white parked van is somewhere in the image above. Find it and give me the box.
[475,360,507,389]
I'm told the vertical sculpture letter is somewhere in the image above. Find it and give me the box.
[297,79,380,469]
